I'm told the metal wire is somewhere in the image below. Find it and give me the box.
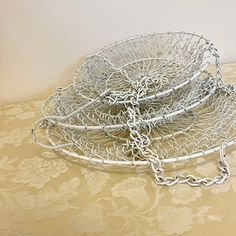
[32,32,236,187]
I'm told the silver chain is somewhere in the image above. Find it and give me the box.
[117,46,232,187]
[146,43,231,187]
[149,144,230,187]
[122,79,151,156]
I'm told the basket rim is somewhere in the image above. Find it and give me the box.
[45,125,236,167]
[90,31,211,59]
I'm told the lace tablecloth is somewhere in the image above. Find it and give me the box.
[1,63,236,236]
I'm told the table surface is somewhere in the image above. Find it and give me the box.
[1,63,236,236]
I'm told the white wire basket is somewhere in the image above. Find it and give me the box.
[32,32,236,187]
[73,32,221,103]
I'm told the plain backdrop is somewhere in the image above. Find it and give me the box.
[0,0,236,104]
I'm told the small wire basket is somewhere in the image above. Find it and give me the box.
[74,32,220,102]
[32,32,236,187]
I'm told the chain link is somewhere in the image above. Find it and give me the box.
[119,44,232,187]
[122,79,152,156]
[149,144,230,187]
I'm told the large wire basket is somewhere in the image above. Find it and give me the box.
[32,32,236,187]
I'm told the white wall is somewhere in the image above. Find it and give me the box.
[1,0,236,104]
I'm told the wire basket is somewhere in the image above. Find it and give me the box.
[32,32,236,187]
[74,32,221,102]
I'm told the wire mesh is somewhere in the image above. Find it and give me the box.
[32,32,236,186]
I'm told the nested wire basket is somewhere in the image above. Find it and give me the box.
[32,32,236,187]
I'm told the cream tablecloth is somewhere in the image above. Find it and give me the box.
[1,63,236,236]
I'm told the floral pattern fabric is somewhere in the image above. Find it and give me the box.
[0,63,236,236]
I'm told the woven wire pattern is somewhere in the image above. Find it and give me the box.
[32,32,236,186]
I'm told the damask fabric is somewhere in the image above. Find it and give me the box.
[0,63,236,236]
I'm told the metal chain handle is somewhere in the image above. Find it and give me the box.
[122,79,150,156]
[120,41,231,187]
[149,144,230,187]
